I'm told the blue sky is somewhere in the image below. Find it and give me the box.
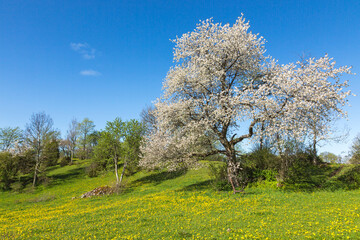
[0,0,359,155]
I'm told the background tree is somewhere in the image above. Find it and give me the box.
[93,119,145,186]
[94,118,124,185]
[141,105,157,136]
[59,139,71,158]
[349,134,360,164]
[42,137,60,167]
[0,127,23,152]
[25,112,56,187]
[123,119,145,176]
[66,118,79,164]
[319,152,338,164]
[140,17,352,192]
[88,130,100,152]
[77,118,95,159]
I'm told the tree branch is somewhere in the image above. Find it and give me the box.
[231,118,260,144]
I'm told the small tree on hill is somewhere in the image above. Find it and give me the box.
[66,118,79,164]
[25,112,57,187]
[94,118,145,186]
[77,118,95,159]
[95,118,124,185]
[123,119,145,175]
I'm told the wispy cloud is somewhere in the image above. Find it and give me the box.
[80,70,101,76]
[70,42,96,59]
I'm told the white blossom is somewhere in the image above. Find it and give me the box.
[140,16,352,177]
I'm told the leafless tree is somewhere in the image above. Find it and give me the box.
[140,105,157,136]
[78,118,95,159]
[25,112,55,187]
[66,118,79,164]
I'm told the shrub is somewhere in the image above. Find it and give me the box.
[282,153,328,191]
[59,156,71,167]
[244,148,280,171]
[208,163,231,191]
[0,152,18,190]
[86,162,99,178]
[331,165,360,190]
[254,169,278,182]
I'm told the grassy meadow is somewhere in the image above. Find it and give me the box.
[1,160,360,239]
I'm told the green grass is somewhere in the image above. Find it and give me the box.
[1,161,360,239]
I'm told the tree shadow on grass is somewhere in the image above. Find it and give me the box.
[178,180,213,192]
[133,169,188,186]
[46,167,86,187]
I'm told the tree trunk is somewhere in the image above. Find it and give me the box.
[70,148,74,165]
[226,149,242,194]
[278,155,288,182]
[259,121,265,150]
[33,154,40,187]
[114,153,119,186]
[119,159,127,186]
[83,132,87,160]
[312,133,318,165]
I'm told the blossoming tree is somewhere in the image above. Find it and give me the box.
[140,16,352,191]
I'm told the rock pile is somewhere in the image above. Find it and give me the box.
[80,186,114,198]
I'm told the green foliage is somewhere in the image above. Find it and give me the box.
[86,162,100,178]
[319,152,338,164]
[349,134,360,164]
[282,153,328,191]
[253,169,278,182]
[236,148,280,187]
[59,156,71,167]
[77,118,96,159]
[92,118,124,173]
[245,147,281,171]
[0,127,22,152]
[208,162,231,191]
[42,139,60,167]
[325,165,360,190]
[208,148,280,191]
[17,150,36,174]
[123,119,145,174]
[280,152,360,191]
[0,152,18,190]
[92,118,145,179]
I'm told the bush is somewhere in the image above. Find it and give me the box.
[208,163,231,191]
[0,152,18,190]
[86,162,99,178]
[282,153,328,191]
[235,149,280,187]
[329,165,360,190]
[125,163,140,177]
[244,148,280,171]
[253,169,278,181]
[59,156,71,167]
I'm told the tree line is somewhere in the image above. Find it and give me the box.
[0,112,145,190]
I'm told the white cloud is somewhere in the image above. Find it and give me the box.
[70,42,96,59]
[80,70,101,76]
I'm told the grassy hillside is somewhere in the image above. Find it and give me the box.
[1,160,360,239]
